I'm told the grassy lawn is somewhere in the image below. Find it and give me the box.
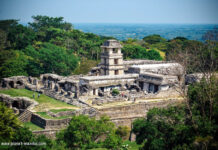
[23,121,43,131]
[0,88,78,112]
[89,141,141,150]
[123,140,142,150]
[36,112,73,120]
[49,108,75,113]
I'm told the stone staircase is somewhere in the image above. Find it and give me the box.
[18,109,32,123]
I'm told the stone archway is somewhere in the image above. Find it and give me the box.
[9,81,14,88]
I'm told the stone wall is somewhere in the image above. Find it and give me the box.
[96,99,184,128]
[123,59,172,71]
[32,129,60,139]
[31,113,71,129]
[0,94,38,112]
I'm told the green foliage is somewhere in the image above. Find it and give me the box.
[122,44,162,60]
[115,126,130,140]
[0,19,18,31]
[143,34,166,45]
[166,37,218,73]
[10,127,55,150]
[0,88,77,112]
[29,15,73,32]
[49,109,75,113]
[36,112,72,120]
[23,122,43,131]
[0,50,28,79]
[133,106,194,150]
[133,77,218,150]
[73,58,99,75]
[0,16,113,78]
[22,43,78,76]
[147,49,162,60]
[0,102,20,142]
[57,115,122,149]
[7,24,36,50]
[112,89,120,96]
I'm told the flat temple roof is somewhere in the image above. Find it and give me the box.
[80,74,138,81]
[131,63,180,69]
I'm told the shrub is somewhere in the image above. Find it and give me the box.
[112,89,120,96]
[115,126,130,140]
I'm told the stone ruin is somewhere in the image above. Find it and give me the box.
[0,94,38,114]
[0,39,199,138]
[0,39,186,108]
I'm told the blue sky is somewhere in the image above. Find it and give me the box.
[0,0,218,24]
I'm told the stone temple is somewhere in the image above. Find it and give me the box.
[0,39,184,106]
[0,39,186,136]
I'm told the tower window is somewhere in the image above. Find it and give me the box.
[115,70,119,75]
[113,48,118,53]
[114,59,118,64]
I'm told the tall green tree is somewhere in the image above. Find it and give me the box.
[57,115,122,149]
[122,44,162,60]
[0,102,20,142]
[0,51,28,79]
[143,34,166,45]
[23,43,78,76]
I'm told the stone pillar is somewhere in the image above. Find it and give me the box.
[159,85,169,91]
[55,84,60,92]
[149,84,154,93]
[89,89,93,96]
[95,89,98,96]
[47,80,50,88]
[67,91,73,97]
[50,81,55,90]
[143,83,149,92]
[33,79,38,85]
[64,84,68,91]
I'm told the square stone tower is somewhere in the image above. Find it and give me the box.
[100,40,124,76]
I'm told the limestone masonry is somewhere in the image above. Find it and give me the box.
[0,39,190,138]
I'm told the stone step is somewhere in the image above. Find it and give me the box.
[18,110,32,123]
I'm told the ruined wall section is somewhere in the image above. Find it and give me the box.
[31,113,71,129]
[96,99,184,128]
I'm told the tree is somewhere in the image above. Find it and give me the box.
[133,29,218,149]
[115,126,130,140]
[0,19,18,31]
[0,51,28,79]
[7,24,36,50]
[147,49,162,60]
[133,106,194,150]
[0,102,20,142]
[57,115,122,149]
[23,43,78,76]
[29,15,73,32]
[143,34,166,45]
[122,44,162,60]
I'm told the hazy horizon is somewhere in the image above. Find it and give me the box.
[1,0,218,24]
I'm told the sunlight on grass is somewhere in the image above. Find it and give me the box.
[36,112,72,120]
[49,108,75,113]
[23,122,43,131]
[0,88,78,112]
[123,140,142,150]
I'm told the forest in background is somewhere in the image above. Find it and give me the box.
[1,15,213,79]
